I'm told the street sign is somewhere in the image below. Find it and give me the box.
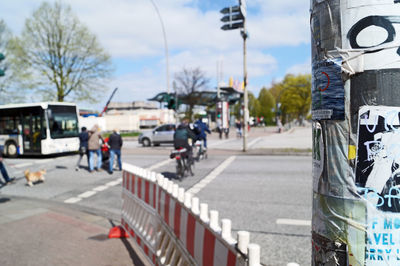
[221,22,244,31]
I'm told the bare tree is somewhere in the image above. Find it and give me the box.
[173,67,209,119]
[13,1,113,102]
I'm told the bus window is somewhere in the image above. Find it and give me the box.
[48,105,78,139]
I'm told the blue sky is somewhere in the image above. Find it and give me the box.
[1,0,311,111]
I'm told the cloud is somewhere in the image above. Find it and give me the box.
[1,0,311,108]
[286,58,311,75]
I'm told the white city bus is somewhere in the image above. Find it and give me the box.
[0,102,80,157]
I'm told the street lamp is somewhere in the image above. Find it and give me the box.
[148,0,170,93]
[220,0,248,151]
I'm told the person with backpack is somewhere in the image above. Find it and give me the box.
[194,117,211,150]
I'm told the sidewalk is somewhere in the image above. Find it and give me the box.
[209,126,312,155]
[0,196,149,266]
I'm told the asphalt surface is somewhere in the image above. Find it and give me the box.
[0,126,312,266]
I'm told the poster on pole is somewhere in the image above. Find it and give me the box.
[356,106,400,264]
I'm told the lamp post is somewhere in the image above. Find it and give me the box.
[148,0,170,93]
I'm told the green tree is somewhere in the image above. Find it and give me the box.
[173,67,209,120]
[12,1,113,102]
[258,87,275,125]
[248,92,261,118]
[279,74,311,125]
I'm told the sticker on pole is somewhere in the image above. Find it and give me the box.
[311,58,345,120]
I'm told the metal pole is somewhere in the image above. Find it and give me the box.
[242,23,248,152]
[148,0,170,93]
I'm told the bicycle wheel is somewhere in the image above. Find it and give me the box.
[176,160,184,180]
[187,158,194,176]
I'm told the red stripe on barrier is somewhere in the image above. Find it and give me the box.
[174,204,182,238]
[158,187,162,215]
[153,254,156,264]
[153,184,157,209]
[138,178,142,198]
[203,229,216,266]
[137,236,141,245]
[131,174,135,195]
[145,181,150,204]
[227,250,236,266]
[144,244,149,256]
[164,194,170,225]
[129,228,135,238]
[187,214,196,257]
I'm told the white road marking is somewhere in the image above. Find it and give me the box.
[276,219,311,226]
[106,179,121,187]
[248,137,261,148]
[187,156,236,195]
[65,178,121,204]
[78,191,97,198]
[64,197,82,204]
[93,185,109,192]
[14,162,34,168]
[146,158,173,171]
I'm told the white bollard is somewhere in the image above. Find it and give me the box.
[167,181,174,194]
[172,184,179,198]
[221,219,235,244]
[163,179,169,190]
[178,188,185,203]
[200,203,209,223]
[191,197,200,215]
[184,192,192,208]
[157,175,164,186]
[209,210,221,232]
[248,243,261,266]
[151,172,157,182]
[237,231,250,255]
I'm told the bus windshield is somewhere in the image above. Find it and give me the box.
[48,105,79,139]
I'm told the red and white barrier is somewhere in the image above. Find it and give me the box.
[121,162,261,266]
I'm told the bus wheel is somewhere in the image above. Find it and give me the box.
[6,142,18,158]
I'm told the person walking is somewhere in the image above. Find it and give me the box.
[0,154,15,185]
[88,124,104,172]
[76,127,89,171]
[108,129,123,174]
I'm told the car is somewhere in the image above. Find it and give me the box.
[138,124,176,147]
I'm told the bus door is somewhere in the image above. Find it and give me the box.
[21,113,42,153]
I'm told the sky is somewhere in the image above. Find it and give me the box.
[1,0,311,111]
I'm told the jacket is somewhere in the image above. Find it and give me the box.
[108,132,123,150]
[194,120,211,139]
[88,125,103,150]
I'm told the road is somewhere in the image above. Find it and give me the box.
[0,135,312,266]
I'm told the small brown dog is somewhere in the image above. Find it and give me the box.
[24,169,46,187]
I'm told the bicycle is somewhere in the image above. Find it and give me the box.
[194,140,207,161]
[170,148,194,180]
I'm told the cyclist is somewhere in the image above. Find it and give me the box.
[194,117,211,150]
[173,118,196,162]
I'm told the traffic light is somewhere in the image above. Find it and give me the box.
[220,0,246,31]
[0,53,5,77]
